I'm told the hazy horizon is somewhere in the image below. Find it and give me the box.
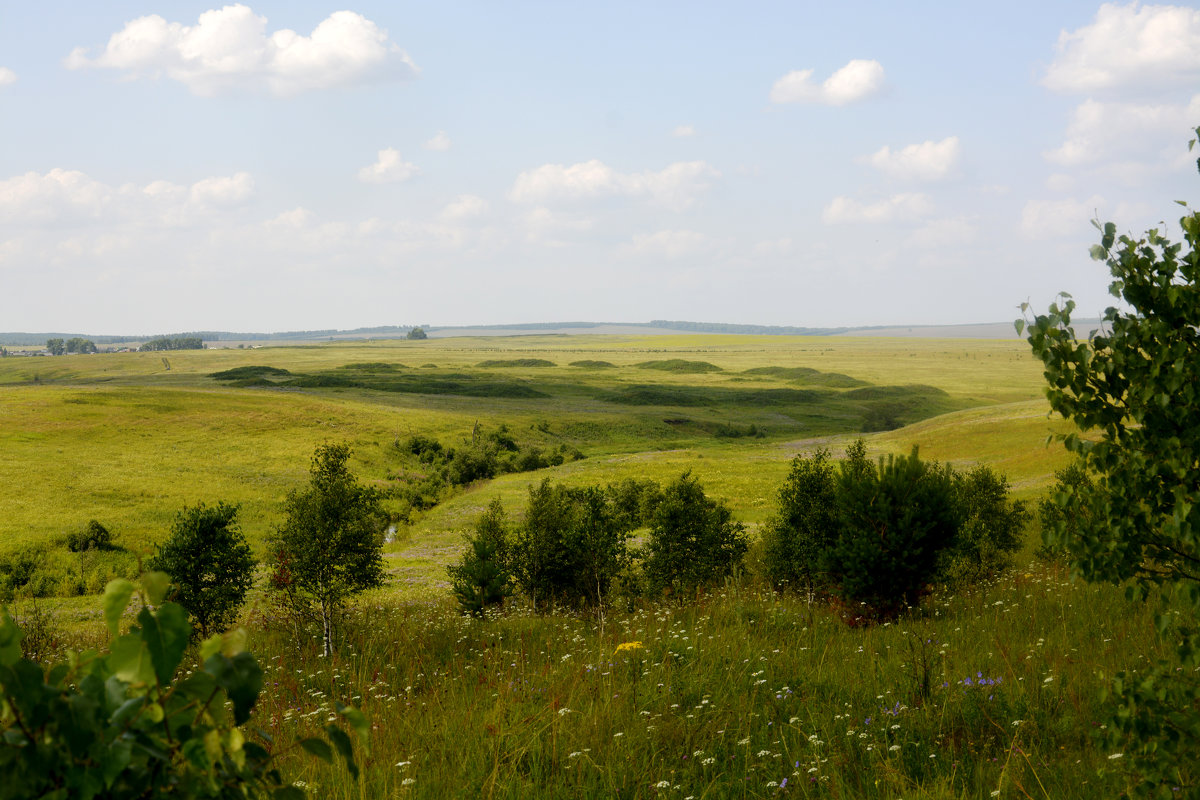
[2,2,1197,333]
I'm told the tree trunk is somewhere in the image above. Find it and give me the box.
[321,600,333,658]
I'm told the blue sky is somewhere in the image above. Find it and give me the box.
[1,1,1198,334]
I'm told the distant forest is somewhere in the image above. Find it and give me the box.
[0,321,855,346]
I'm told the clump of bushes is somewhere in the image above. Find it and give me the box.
[1,521,137,602]
[390,424,585,521]
[446,474,745,615]
[762,441,1028,621]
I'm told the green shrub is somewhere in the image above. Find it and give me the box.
[761,448,837,592]
[1035,461,1094,562]
[0,575,367,799]
[822,447,959,621]
[940,465,1030,585]
[147,502,256,640]
[64,519,114,552]
[644,472,748,598]
[447,499,513,616]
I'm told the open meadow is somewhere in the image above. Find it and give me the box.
[4,333,1171,799]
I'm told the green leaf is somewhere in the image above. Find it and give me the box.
[0,610,23,667]
[141,571,171,607]
[199,634,223,662]
[299,737,333,762]
[339,706,370,753]
[274,787,306,800]
[103,579,136,638]
[205,650,262,726]
[109,633,154,687]
[138,603,190,686]
[325,724,359,780]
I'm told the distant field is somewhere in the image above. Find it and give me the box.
[0,334,1061,590]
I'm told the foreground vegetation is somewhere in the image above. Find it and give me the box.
[9,561,1178,799]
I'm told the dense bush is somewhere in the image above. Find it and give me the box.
[761,448,838,592]
[147,502,257,640]
[644,473,748,598]
[765,441,1025,617]
[0,575,366,799]
[1035,461,1094,562]
[825,448,959,620]
[940,465,1030,585]
[64,519,114,552]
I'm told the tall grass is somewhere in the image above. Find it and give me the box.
[239,561,1163,799]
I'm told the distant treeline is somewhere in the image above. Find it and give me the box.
[139,336,204,351]
[647,320,850,336]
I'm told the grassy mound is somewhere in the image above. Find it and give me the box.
[476,359,557,368]
[209,365,292,381]
[742,365,868,387]
[636,359,723,373]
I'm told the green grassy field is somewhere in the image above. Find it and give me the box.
[9,333,1175,799]
[0,334,1052,557]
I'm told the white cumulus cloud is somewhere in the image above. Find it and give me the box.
[189,172,254,206]
[0,67,15,86]
[0,168,255,228]
[864,137,961,181]
[821,193,933,224]
[510,159,718,211]
[770,59,885,105]
[65,5,418,96]
[1045,94,1200,166]
[1043,2,1200,93]
[423,131,451,151]
[358,148,418,184]
[672,124,696,138]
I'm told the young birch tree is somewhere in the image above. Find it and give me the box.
[271,444,387,657]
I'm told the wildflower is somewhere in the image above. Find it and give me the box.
[395,761,411,768]
[656,780,671,789]
[1108,752,1124,760]
[615,641,645,654]
[614,732,624,738]
[402,778,416,786]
